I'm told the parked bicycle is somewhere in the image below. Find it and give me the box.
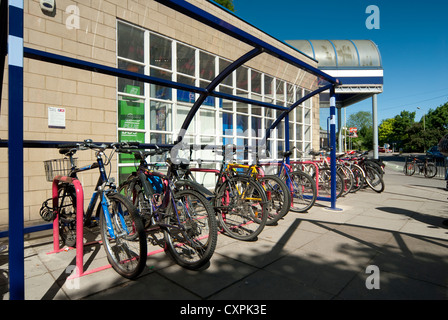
[302,149,345,198]
[171,144,269,241]
[117,146,218,270]
[174,144,291,226]
[404,155,437,178]
[340,151,385,193]
[40,140,147,279]
[259,147,317,213]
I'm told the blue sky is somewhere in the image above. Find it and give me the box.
[230,0,448,129]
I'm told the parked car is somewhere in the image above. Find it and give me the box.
[426,145,444,159]
[378,147,392,153]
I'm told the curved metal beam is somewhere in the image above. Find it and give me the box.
[156,0,340,85]
[176,47,264,143]
[264,83,333,141]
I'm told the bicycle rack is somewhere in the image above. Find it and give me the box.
[48,175,85,278]
[290,161,323,199]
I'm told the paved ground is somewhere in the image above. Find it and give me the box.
[1,160,448,303]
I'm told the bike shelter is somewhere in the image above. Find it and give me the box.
[1,0,341,299]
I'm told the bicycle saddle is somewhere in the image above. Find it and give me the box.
[279,150,293,158]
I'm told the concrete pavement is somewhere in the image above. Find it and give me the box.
[1,162,448,301]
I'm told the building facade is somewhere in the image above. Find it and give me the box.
[0,0,322,227]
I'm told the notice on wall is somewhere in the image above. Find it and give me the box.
[48,107,66,129]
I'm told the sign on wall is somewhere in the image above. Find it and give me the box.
[48,107,66,129]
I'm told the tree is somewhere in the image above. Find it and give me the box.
[346,111,373,150]
[213,0,235,11]
[391,110,415,148]
[378,118,395,145]
[425,102,448,132]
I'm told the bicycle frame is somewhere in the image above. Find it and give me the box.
[260,156,315,201]
[61,147,130,240]
[123,150,203,233]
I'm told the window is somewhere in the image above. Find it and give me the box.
[177,43,195,76]
[200,51,215,81]
[117,21,313,174]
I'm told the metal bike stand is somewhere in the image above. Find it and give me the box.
[291,161,321,198]
[49,175,85,278]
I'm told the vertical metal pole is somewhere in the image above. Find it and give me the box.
[329,86,338,209]
[8,0,25,300]
[285,114,290,165]
[337,107,342,153]
[372,94,378,160]
[0,0,8,112]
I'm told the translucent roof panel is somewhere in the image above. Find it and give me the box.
[351,40,382,67]
[309,40,337,67]
[285,40,382,68]
[331,40,359,67]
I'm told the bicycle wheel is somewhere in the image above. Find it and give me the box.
[337,165,354,196]
[57,184,77,247]
[118,177,153,229]
[314,168,344,198]
[350,164,365,193]
[286,170,317,213]
[258,175,291,225]
[99,192,147,279]
[424,163,437,178]
[364,166,385,193]
[215,175,268,241]
[365,160,384,177]
[163,189,217,269]
[404,162,415,176]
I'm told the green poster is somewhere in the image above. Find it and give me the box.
[118,130,145,163]
[118,85,145,130]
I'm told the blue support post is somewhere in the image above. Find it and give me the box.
[328,86,341,210]
[284,114,290,164]
[8,0,25,300]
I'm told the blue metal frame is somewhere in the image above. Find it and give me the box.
[155,0,339,86]
[8,0,25,301]
[0,0,7,111]
[264,83,333,141]
[3,0,341,300]
[177,47,264,143]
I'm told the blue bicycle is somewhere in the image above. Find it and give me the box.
[41,140,147,279]
[260,148,317,213]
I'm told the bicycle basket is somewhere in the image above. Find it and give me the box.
[43,158,77,182]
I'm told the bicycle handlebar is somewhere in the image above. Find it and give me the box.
[58,140,141,156]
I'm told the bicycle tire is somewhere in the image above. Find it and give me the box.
[99,192,147,279]
[163,189,218,270]
[286,170,317,213]
[337,165,354,196]
[350,164,365,193]
[364,160,384,177]
[424,163,437,178]
[364,166,385,193]
[118,177,153,229]
[258,175,291,225]
[404,162,415,176]
[57,184,78,247]
[314,168,344,198]
[215,175,268,241]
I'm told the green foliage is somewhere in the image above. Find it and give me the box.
[346,111,373,150]
[343,101,448,152]
[213,0,235,11]
[378,101,448,152]
[378,118,395,145]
